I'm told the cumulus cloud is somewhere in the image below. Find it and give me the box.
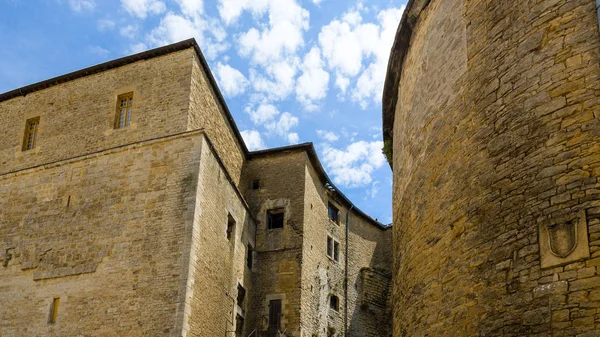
[287,132,300,144]
[367,181,381,199]
[121,0,166,18]
[67,0,95,12]
[296,47,329,111]
[316,130,339,142]
[176,0,204,17]
[245,104,280,125]
[249,57,299,101]
[215,63,249,97]
[120,24,139,39]
[97,19,115,31]
[241,130,266,151]
[321,140,385,187]
[318,5,404,106]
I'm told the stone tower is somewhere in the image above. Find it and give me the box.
[383,0,600,335]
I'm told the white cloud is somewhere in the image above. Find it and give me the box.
[287,133,299,144]
[97,19,115,31]
[176,0,204,17]
[367,181,381,199]
[321,140,385,187]
[262,111,300,144]
[120,25,139,39]
[245,104,280,125]
[88,45,109,56]
[296,47,329,111]
[144,12,227,60]
[129,42,148,54]
[67,0,95,12]
[121,0,166,18]
[318,5,404,106]
[215,63,249,97]
[241,130,266,151]
[316,130,338,142]
[249,57,299,100]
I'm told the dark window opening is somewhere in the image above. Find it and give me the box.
[327,236,333,258]
[267,209,284,229]
[236,314,244,337]
[48,298,59,324]
[247,244,254,269]
[333,241,340,262]
[268,299,282,331]
[329,295,339,311]
[328,202,339,224]
[252,179,260,190]
[227,214,236,241]
[237,284,246,306]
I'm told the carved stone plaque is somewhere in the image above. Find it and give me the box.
[539,209,590,269]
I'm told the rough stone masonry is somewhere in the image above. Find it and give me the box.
[383,0,600,336]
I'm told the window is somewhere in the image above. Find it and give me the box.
[22,117,40,151]
[268,299,282,331]
[115,92,133,129]
[48,298,59,324]
[251,179,260,190]
[227,214,236,241]
[237,284,246,306]
[329,295,339,311]
[327,236,333,258]
[235,314,244,337]
[333,241,340,262]
[267,209,284,229]
[328,202,339,224]
[247,244,254,269]
[327,236,340,262]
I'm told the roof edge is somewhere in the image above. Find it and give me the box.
[382,0,431,169]
[249,143,392,230]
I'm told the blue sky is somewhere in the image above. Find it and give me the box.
[0,0,405,224]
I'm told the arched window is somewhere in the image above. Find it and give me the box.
[329,295,339,311]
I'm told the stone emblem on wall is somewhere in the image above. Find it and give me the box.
[539,209,590,269]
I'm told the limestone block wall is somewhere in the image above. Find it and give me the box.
[183,135,256,337]
[188,54,246,186]
[390,0,600,335]
[0,133,202,337]
[243,151,307,334]
[0,49,194,176]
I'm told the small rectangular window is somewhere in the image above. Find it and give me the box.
[227,214,236,241]
[327,236,333,258]
[252,179,260,190]
[328,202,339,224]
[48,297,59,324]
[268,299,282,331]
[329,295,339,311]
[267,209,284,229]
[247,244,254,269]
[115,92,133,129]
[22,117,40,151]
[334,241,340,262]
[237,284,246,306]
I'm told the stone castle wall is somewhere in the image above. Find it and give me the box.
[0,132,203,336]
[390,0,600,335]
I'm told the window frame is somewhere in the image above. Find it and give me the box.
[22,117,40,151]
[114,92,134,129]
[268,299,282,331]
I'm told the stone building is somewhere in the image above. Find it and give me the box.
[0,39,392,337]
[383,0,600,336]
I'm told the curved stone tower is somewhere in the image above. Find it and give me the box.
[383,0,600,335]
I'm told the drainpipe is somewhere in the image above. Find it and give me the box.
[344,205,353,337]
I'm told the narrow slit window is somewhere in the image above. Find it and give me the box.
[333,241,340,262]
[251,179,260,190]
[48,297,59,324]
[115,92,133,129]
[227,214,236,241]
[23,117,40,151]
[327,236,333,258]
[267,209,284,229]
[247,244,254,269]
